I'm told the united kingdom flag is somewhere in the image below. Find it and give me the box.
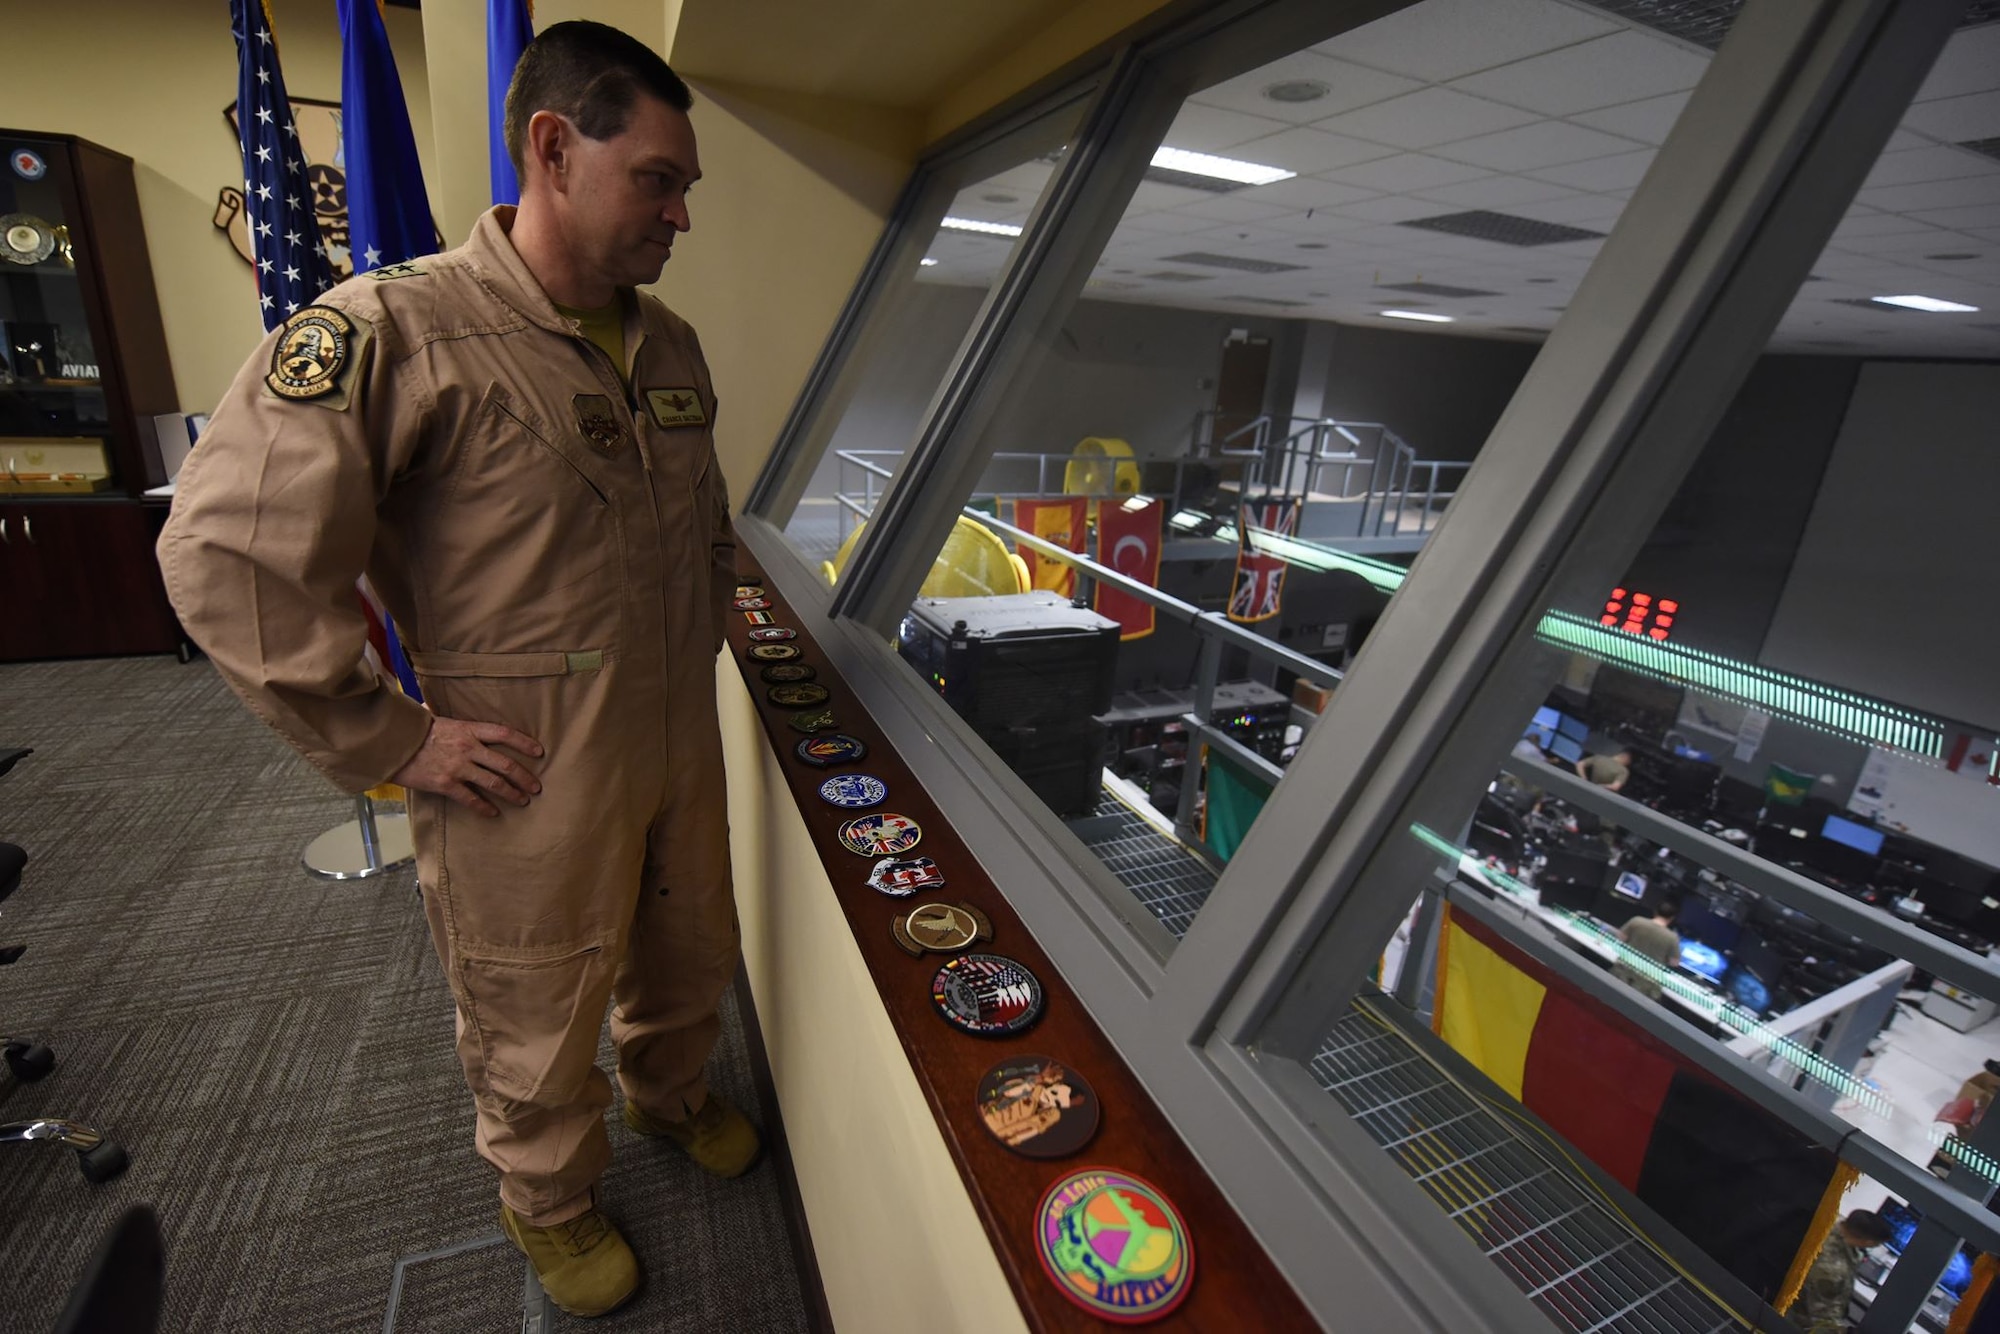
[230,0,336,331]
[1227,498,1300,624]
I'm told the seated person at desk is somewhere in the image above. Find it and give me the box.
[1785,1209,1893,1333]
[1613,897,1680,1000]
[1577,748,1632,792]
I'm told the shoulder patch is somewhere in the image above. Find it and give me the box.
[264,305,368,408]
[365,261,427,281]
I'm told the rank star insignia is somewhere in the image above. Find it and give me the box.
[572,394,626,452]
[365,260,425,281]
[645,386,708,428]
[265,306,354,402]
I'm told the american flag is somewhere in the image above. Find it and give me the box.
[230,0,335,331]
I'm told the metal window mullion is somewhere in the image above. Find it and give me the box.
[1153,0,1965,1060]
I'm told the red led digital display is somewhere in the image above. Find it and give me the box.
[1601,589,1680,641]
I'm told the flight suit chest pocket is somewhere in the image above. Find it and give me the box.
[637,384,714,494]
[426,384,623,654]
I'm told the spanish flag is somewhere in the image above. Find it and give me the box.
[1435,905,1845,1304]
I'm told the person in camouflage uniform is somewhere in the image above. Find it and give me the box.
[1788,1210,1894,1332]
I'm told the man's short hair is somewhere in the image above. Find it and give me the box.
[1843,1210,1894,1245]
[1656,897,1680,921]
[504,20,692,171]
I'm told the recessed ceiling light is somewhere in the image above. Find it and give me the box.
[1151,146,1294,187]
[1296,242,1328,250]
[919,258,938,267]
[1265,79,1330,104]
[1381,310,1454,323]
[1526,277,1558,284]
[1923,252,1979,261]
[940,216,1023,237]
[1870,293,1978,313]
[980,192,1019,204]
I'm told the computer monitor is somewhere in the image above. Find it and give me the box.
[1525,706,1559,750]
[1822,814,1886,857]
[1675,894,1743,952]
[1877,1201,1976,1295]
[1550,734,1585,765]
[1726,965,1772,1014]
[1538,845,1609,914]
[1555,712,1589,744]
[1798,828,1881,883]
[1679,940,1728,984]
[1613,871,1648,901]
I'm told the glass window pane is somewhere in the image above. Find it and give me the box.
[764,100,1086,572]
[1268,13,1997,1330]
[881,0,1725,949]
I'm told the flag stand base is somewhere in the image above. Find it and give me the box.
[303,794,414,880]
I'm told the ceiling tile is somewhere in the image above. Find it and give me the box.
[1903,90,2000,144]
[1830,212,1947,240]
[1449,30,1712,116]
[1191,52,1421,124]
[1115,210,1217,235]
[1233,176,1383,210]
[1313,0,1619,83]
[1312,87,1542,149]
[1412,175,1582,209]
[1230,125,1399,173]
[1331,194,1471,223]
[1857,172,2000,214]
[1172,195,1297,224]
[1434,120,1641,171]
[1321,152,1494,192]
[1529,148,1659,191]
[1570,91,1693,145]
[1863,145,1999,189]
[1164,103,1292,154]
[1907,203,2000,232]
[1507,193,1629,225]
[1913,24,2000,103]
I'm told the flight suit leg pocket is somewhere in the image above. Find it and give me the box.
[455,938,618,1112]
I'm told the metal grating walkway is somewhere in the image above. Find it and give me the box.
[1071,786,1218,938]
[1313,1005,1745,1334]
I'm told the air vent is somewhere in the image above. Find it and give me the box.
[1579,0,1999,50]
[1377,281,1501,299]
[1142,270,1213,283]
[1959,136,2000,164]
[1160,251,1309,274]
[1399,210,1606,247]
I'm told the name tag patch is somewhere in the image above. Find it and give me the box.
[645,387,707,429]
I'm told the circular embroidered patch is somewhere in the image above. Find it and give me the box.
[767,682,830,708]
[759,663,817,684]
[817,773,887,809]
[733,596,772,610]
[977,1056,1098,1159]
[746,643,801,662]
[747,627,796,642]
[930,953,1042,1038]
[1035,1169,1193,1323]
[836,812,921,857]
[795,734,867,768]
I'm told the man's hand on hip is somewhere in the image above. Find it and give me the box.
[393,716,544,817]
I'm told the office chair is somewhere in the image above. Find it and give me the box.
[2,747,130,1183]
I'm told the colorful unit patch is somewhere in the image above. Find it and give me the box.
[744,610,775,625]
[866,855,943,897]
[1035,1169,1193,1323]
[747,626,796,642]
[892,901,992,957]
[977,1056,1099,1159]
[836,812,921,857]
[11,148,47,180]
[646,387,707,428]
[767,682,830,708]
[265,306,355,401]
[733,596,772,611]
[759,663,816,684]
[796,734,867,768]
[816,773,887,809]
[929,953,1043,1038]
[747,643,801,662]
[734,585,764,600]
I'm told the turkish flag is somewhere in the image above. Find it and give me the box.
[1015,497,1087,597]
[1094,497,1162,639]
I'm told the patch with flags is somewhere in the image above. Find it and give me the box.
[230,0,336,326]
[645,387,707,429]
[1227,498,1299,624]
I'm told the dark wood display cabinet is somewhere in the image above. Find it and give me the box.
[1,129,184,661]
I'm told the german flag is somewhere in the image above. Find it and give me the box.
[1435,905,1845,1304]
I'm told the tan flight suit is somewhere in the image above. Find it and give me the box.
[159,206,739,1227]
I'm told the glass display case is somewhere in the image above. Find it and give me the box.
[0,129,181,660]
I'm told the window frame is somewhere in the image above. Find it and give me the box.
[732,0,1983,1324]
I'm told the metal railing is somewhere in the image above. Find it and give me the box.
[1193,412,1472,540]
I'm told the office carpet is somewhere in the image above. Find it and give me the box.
[0,656,812,1333]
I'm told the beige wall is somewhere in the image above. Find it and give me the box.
[0,0,433,414]
[717,665,1029,1334]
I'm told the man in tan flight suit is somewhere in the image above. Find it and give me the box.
[158,22,754,1317]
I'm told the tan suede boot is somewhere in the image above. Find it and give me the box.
[623,1093,762,1178]
[499,1203,640,1318]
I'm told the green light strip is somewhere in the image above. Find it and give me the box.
[1534,610,1945,759]
[1930,1130,2000,1187]
[1411,823,1894,1120]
